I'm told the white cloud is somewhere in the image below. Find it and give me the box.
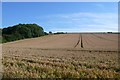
[45,12,117,32]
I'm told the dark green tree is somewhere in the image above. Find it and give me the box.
[2,23,45,43]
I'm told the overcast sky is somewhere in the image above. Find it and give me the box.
[2,2,118,32]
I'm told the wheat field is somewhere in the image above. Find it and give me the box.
[2,33,120,78]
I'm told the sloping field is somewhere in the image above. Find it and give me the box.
[2,33,120,78]
[3,34,80,49]
[3,33,118,50]
[82,34,118,50]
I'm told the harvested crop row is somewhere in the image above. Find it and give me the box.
[3,57,120,78]
[92,34,118,42]
[2,47,120,78]
[2,33,120,78]
[3,34,80,49]
[82,34,118,50]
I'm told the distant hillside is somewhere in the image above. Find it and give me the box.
[2,24,47,43]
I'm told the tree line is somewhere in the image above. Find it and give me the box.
[2,24,48,43]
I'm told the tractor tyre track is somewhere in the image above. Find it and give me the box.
[74,34,84,48]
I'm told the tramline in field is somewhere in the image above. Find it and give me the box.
[2,33,120,78]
